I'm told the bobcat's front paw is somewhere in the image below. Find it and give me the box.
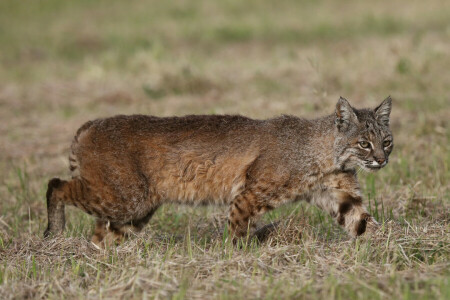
[357,216,384,240]
[365,217,381,235]
[353,213,381,237]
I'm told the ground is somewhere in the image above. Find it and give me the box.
[0,0,449,299]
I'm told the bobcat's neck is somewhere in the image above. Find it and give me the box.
[308,114,339,173]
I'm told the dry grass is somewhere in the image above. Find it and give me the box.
[0,0,449,299]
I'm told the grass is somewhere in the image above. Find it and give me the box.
[0,0,449,299]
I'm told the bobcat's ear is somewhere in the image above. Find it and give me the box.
[374,96,392,126]
[335,97,358,131]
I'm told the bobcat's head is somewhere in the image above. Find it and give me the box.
[334,96,393,172]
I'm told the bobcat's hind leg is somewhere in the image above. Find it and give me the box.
[91,206,160,248]
[44,177,91,238]
[44,177,98,238]
[44,178,67,238]
[91,220,125,248]
[228,189,277,243]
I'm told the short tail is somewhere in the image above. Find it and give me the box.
[69,120,94,175]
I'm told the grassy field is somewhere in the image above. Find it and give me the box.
[0,0,449,298]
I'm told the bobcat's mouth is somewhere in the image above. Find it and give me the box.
[363,160,387,171]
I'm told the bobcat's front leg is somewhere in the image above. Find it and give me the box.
[331,190,379,236]
[314,172,380,237]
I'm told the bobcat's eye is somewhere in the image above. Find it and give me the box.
[383,140,391,147]
[359,141,370,149]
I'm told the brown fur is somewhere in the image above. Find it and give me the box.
[44,97,393,247]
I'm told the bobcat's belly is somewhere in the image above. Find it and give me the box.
[152,157,251,205]
[148,148,260,205]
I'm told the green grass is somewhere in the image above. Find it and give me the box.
[0,0,449,299]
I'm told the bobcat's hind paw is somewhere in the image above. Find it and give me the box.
[43,226,64,239]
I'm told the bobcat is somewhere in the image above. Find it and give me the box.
[44,97,393,247]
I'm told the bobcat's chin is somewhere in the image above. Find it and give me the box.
[360,161,388,172]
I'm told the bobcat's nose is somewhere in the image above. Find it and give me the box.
[375,157,386,165]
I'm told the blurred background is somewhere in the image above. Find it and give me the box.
[0,0,448,297]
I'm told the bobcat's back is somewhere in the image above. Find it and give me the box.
[69,115,266,207]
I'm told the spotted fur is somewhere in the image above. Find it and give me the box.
[44,97,393,247]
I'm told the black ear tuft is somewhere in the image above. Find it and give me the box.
[335,97,358,131]
[374,96,392,126]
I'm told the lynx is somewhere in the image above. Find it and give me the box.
[44,97,393,247]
